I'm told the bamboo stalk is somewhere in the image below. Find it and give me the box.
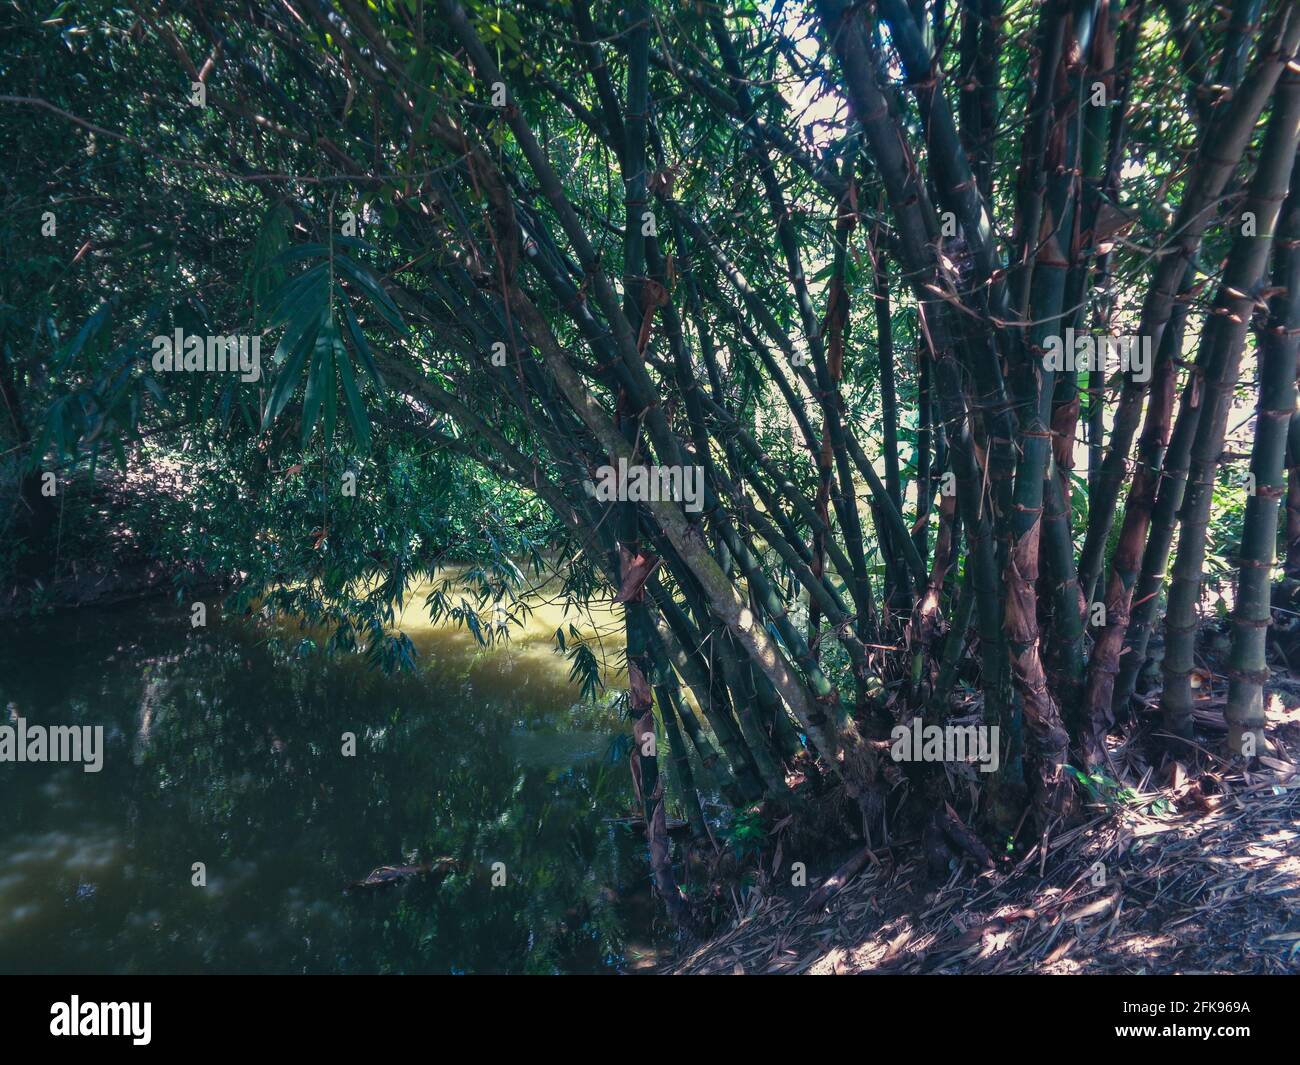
[1162,69,1300,740]
[1078,6,1300,603]
[1224,159,1300,755]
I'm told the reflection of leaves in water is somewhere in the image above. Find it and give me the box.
[506,730,613,769]
[0,604,649,973]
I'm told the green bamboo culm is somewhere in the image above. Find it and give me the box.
[1162,69,1300,740]
[1108,292,1200,716]
[1224,160,1300,756]
[656,682,707,841]
[1077,6,1300,606]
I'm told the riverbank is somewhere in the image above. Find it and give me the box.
[1,462,221,620]
[666,707,1300,975]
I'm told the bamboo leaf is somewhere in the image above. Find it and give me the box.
[341,293,386,397]
[301,323,336,445]
[335,329,370,451]
[335,255,405,331]
[262,317,320,431]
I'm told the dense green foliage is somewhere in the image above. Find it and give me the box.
[4,0,1300,928]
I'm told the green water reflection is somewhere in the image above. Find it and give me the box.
[0,587,668,974]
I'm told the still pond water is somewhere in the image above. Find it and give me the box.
[0,584,672,974]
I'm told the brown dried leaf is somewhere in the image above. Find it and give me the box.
[614,549,659,604]
[628,664,654,711]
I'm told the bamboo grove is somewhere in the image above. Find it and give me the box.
[4,0,1300,930]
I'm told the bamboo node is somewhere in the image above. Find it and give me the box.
[1230,616,1272,629]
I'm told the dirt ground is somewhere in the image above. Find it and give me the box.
[665,687,1300,975]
